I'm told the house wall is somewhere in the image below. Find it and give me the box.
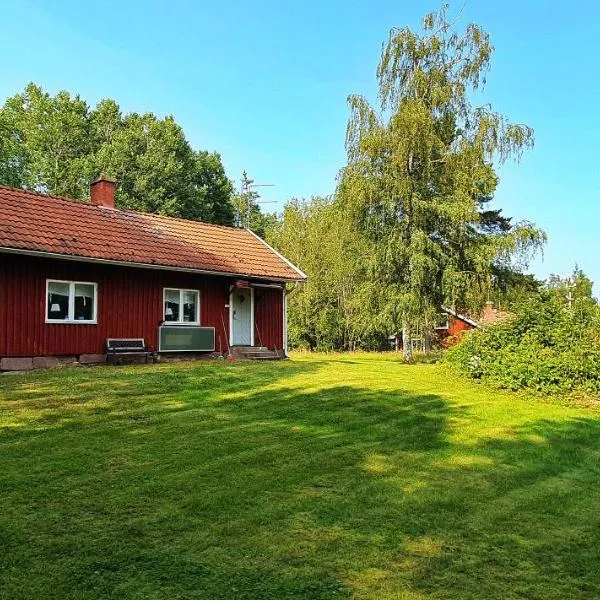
[254,287,284,350]
[436,315,474,345]
[448,316,473,337]
[0,253,284,357]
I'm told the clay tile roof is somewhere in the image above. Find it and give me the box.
[479,308,512,326]
[0,185,306,281]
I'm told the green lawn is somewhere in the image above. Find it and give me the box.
[2,354,600,599]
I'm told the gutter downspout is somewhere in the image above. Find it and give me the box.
[283,286,289,358]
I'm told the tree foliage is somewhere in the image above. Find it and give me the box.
[447,269,600,394]
[338,5,545,359]
[546,267,595,308]
[266,7,546,353]
[266,197,375,350]
[0,83,235,224]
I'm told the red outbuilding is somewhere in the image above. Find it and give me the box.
[436,303,509,346]
[389,304,505,352]
[0,178,306,370]
[435,306,479,343]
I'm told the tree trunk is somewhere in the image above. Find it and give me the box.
[424,329,432,353]
[402,321,413,363]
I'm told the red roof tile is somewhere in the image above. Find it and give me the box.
[0,186,306,281]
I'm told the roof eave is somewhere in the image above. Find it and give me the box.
[245,228,308,280]
[441,305,479,328]
[0,246,307,283]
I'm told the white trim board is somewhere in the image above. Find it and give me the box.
[245,229,308,281]
[251,287,255,347]
[283,287,288,357]
[440,306,479,328]
[0,247,306,283]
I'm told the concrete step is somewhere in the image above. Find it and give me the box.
[230,345,267,353]
[229,346,283,360]
[231,346,268,350]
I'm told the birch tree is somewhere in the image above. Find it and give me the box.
[338,5,545,360]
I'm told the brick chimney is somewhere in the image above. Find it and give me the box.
[481,301,498,324]
[90,176,116,208]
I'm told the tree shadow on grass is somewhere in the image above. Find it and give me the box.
[372,416,600,600]
[0,369,452,599]
[177,387,600,599]
[0,359,321,436]
[2,364,600,598]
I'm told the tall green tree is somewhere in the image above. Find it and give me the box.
[0,83,235,225]
[0,83,92,197]
[233,171,259,228]
[0,108,26,188]
[266,196,370,350]
[193,150,235,225]
[338,5,545,360]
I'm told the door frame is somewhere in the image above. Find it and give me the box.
[229,286,254,346]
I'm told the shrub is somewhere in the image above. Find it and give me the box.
[446,292,600,394]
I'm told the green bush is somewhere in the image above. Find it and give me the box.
[446,292,600,394]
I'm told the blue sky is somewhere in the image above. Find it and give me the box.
[2,1,599,290]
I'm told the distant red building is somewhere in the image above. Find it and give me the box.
[436,302,510,345]
[435,306,479,344]
[0,179,306,369]
[390,302,507,351]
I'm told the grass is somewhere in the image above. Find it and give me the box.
[2,353,600,599]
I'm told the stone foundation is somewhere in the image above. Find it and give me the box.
[0,357,34,371]
[0,351,237,372]
[79,354,107,365]
[1,354,106,372]
[32,356,61,369]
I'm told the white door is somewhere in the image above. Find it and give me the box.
[231,288,253,346]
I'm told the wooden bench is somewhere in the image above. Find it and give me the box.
[106,338,155,365]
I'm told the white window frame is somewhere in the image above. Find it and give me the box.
[434,313,449,330]
[163,288,201,325]
[45,279,98,324]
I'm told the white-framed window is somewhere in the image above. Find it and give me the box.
[163,288,200,325]
[46,279,98,324]
[434,313,449,330]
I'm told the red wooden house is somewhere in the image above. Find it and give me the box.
[0,178,306,370]
[435,306,479,343]
[435,303,508,346]
[390,305,493,351]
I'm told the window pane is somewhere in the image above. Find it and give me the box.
[164,289,180,322]
[47,282,70,320]
[182,291,198,322]
[74,283,95,321]
[434,313,449,329]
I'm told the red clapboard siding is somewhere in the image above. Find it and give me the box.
[448,316,473,337]
[0,253,237,357]
[436,315,475,346]
[254,287,284,350]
